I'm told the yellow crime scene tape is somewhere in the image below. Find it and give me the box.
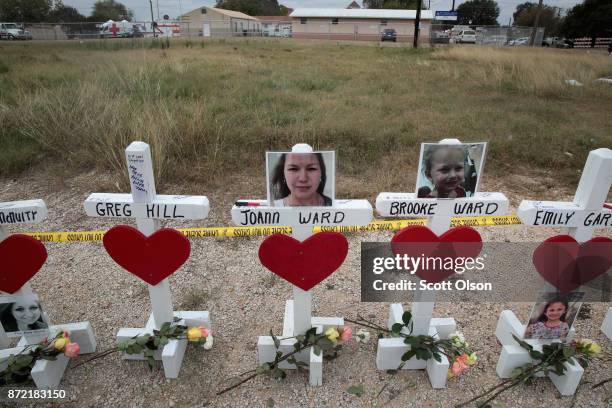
[22,215,522,243]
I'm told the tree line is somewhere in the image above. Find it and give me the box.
[1,0,609,40]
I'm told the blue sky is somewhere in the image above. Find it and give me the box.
[63,0,582,26]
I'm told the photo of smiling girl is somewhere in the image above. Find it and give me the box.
[0,295,49,336]
[524,292,583,342]
[268,151,335,207]
[416,142,486,199]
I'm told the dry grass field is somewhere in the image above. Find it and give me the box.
[1,38,611,193]
[0,39,611,408]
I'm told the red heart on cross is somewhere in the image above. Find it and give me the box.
[391,225,483,283]
[258,232,349,291]
[103,225,190,286]
[533,235,612,294]
[0,234,48,294]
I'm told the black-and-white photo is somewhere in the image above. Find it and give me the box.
[0,294,49,337]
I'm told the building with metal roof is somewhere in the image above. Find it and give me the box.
[179,6,261,38]
[289,8,433,42]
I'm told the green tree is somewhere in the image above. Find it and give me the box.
[363,0,423,9]
[0,0,52,22]
[513,2,536,21]
[561,0,612,40]
[48,0,86,22]
[456,0,500,25]
[90,0,133,21]
[513,2,563,35]
[215,0,288,16]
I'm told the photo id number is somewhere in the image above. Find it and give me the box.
[2,388,67,401]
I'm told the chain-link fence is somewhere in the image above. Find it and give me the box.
[430,24,545,47]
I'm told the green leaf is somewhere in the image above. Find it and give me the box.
[402,311,412,326]
[313,345,321,356]
[529,350,544,360]
[391,323,404,334]
[266,398,275,407]
[161,322,172,332]
[432,352,442,363]
[346,385,364,397]
[316,338,335,351]
[386,369,398,375]
[401,350,416,362]
[562,347,575,359]
[512,334,533,351]
[296,335,305,343]
[271,331,280,349]
[15,355,33,366]
[159,337,169,347]
[136,336,150,346]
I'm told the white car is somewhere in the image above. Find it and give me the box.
[508,37,529,46]
[455,30,476,44]
[0,23,32,40]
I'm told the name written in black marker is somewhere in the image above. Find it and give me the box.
[533,210,611,227]
[95,203,185,218]
[0,210,38,224]
[238,210,346,225]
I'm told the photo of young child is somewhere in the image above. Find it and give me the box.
[416,142,486,198]
[524,292,583,342]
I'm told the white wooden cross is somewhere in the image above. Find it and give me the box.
[495,147,611,396]
[0,199,96,389]
[375,138,509,388]
[83,141,211,379]
[231,143,373,386]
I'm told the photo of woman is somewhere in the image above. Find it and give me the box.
[416,142,486,198]
[0,296,49,336]
[524,292,583,342]
[268,151,334,207]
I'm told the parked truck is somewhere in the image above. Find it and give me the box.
[0,23,32,40]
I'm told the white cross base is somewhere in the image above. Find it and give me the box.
[495,148,611,396]
[0,199,97,389]
[84,141,212,379]
[232,143,373,386]
[117,311,210,378]
[602,308,612,340]
[495,310,581,395]
[375,138,510,388]
[376,303,455,388]
[257,299,343,386]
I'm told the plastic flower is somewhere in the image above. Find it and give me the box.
[54,337,69,351]
[451,354,470,377]
[325,328,340,343]
[356,329,371,343]
[466,352,477,366]
[62,330,71,338]
[40,337,49,346]
[64,342,80,358]
[339,326,352,343]
[203,335,214,350]
[450,331,465,343]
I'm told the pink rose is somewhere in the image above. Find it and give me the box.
[64,342,80,358]
[63,330,71,338]
[339,326,352,343]
[199,327,210,338]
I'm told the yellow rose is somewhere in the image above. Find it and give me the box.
[587,342,601,355]
[54,337,69,351]
[325,328,340,343]
[187,327,203,342]
[466,352,477,366]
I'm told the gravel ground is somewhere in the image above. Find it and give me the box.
[0,168,610,408]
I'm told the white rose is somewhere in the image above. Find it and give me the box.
[203,335,214,350]
[356,329,371,343]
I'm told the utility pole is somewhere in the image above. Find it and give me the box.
[413,0,423,48]
[149,0,156,38]
[451,0,455,11]
[530,0,543,46]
